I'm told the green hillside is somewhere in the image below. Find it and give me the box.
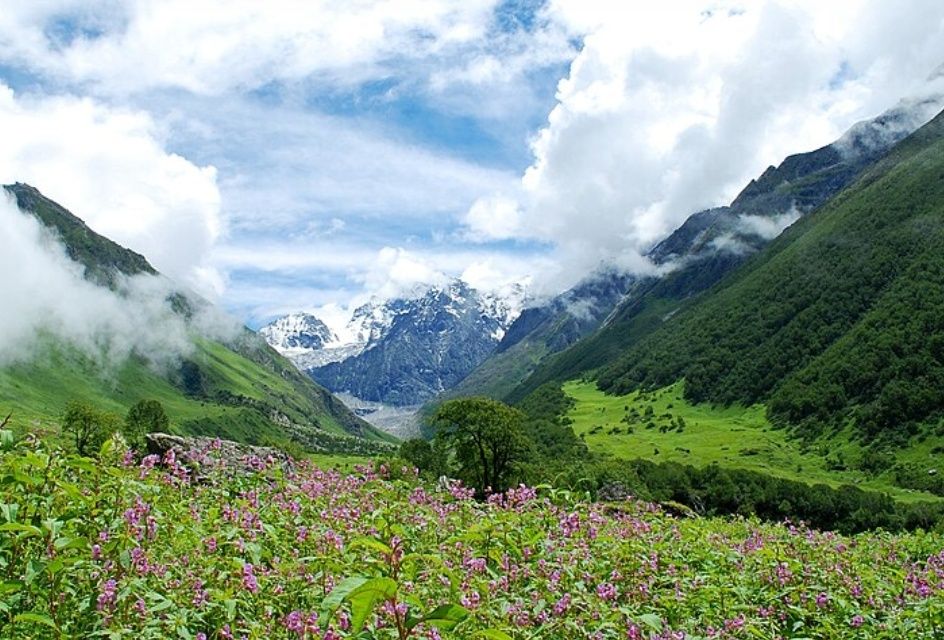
[594,108,944,443]
[0,184,395,452]
[500,116,902,404]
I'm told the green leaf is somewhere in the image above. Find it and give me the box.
[408,603,469,632]
[0,522,43,538]
[346,577,398,633]
[223,598,237,621]
[320,576,369,629]
[54,535,89,551]
[0,581,23,595]
[150,598,175,613]
[0,503,18,523]
[66,457,98,473]
[45,559,65,577]
[350,537,393,557]
[474,630,514,640]
[638,613,663,631]
[14,612,58,630]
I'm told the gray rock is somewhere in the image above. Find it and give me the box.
[145,432,293,477]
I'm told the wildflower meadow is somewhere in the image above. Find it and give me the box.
[1,433,942,639]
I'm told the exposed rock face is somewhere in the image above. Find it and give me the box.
[261,280,527,406]
[145,432,293,476]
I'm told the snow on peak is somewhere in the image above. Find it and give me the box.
[258,278,529,371]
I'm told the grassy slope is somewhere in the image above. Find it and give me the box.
[0,337,396,449]
[563,379,942,503]
[1,183,395,449]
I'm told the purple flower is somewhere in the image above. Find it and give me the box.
[596,582,617,601]
[96,579,117,612]
[242,563,259,594]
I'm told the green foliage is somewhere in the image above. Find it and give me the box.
[398,438,450,478]
[0,338,395,456]
[593,109,944,441]
[124,399,169,451]
[60,401,120,456]
[2,436,944,638]
[432,398,529,493]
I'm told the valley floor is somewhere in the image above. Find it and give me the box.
[564,380,943,504]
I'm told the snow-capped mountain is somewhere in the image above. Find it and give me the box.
[258,313,335,351]
[258,279,526,406]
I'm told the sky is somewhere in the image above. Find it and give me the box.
[1,1,943,330]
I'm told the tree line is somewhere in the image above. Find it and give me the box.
[400,385,944,534]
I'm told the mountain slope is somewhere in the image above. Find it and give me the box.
[0,184,394,450]
[594,107,944,441]
[499,97,942,403]
[304,280,520,405]
[444,268,635,400]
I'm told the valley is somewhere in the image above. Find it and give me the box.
[564,379,943,503]
[3,7,944,637]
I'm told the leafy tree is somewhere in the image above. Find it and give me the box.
[124,399,169,452]
[432,397,530,494]
[62,401,120,456]
[399,438,450,478]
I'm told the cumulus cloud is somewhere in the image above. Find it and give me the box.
[462,194,523,242]
[465,0,944,291]
[0,194,238,368]
[0,83,223,296]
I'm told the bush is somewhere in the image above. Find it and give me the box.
[61,401,120,456]
[124,399,170,452]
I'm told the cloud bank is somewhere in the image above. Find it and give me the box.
[3,1,944,322]
[0,194,238,368]
[0,83,223,297]
[464,0,944,291]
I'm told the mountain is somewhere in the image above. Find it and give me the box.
[0,183,395,452]
[261,280,525,407]
[463,95,944,404]
[258,313,335,351]
[444,267,636,400]
[592,106,944,442]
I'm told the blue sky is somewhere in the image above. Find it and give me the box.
[0,1,943,331]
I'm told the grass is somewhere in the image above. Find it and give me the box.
[563,379,942,503]
[306,452,372,471]
[0,338,354,445]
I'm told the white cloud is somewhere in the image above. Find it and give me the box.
[167,96,519,233]
[465,0,944,291]
[0,1,499,95]
[737,208,802,240]
[0,83,223,296]
[5,0,944,320]
[0,193,238,367]
[462,194,523,242]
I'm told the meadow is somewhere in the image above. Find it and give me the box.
[563,380,943,503]
[2,431,943,639]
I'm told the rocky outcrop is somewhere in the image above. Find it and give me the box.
[145,432,293,476]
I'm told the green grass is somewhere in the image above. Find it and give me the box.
[0,338,380,448]
[563,379,942,503]
[306,452,373,471]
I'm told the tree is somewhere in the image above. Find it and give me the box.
[399,438,450,478]
[432,397,531,494]
[124,400,169,452]
[62,401,120,456]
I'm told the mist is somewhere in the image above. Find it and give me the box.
[0,193,240,370]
